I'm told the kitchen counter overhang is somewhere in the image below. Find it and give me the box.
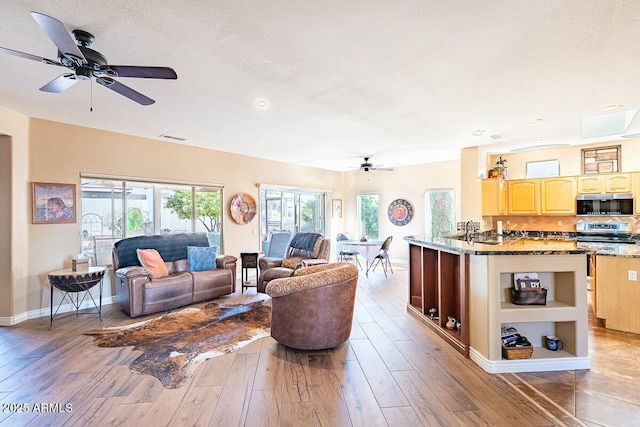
[404,235,592,256]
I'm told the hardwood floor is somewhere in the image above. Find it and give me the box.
[1,266,638,426]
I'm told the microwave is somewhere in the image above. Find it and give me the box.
[576,193,634,216]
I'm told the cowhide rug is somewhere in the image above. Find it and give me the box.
[83,300,271,389]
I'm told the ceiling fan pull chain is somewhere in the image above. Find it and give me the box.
[90,78,93,112]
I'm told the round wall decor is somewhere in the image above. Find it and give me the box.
[388,198,413,226]
[230,192,257,224]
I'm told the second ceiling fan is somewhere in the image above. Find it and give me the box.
[358,157,394,172]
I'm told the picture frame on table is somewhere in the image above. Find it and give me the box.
[332,198,342,218]
[32,182,76,224]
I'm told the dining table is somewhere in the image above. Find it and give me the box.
[336,239,383,276]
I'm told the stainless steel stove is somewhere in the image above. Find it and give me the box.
[575,222,635,244]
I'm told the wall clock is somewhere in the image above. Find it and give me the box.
[388,198,413,226]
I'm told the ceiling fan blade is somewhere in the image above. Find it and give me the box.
[372,167,394,171]
[39,74,79,93]
[100,65,177,79]
[0,46,63,66]
[96,77,155,105]
[30,11,86,65]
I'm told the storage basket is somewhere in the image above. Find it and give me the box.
[511,287,547,305]
[502,344,533,360]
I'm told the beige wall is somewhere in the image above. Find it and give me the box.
[0,135,11,317]
[489,139,640,179]
[338,159,461,254]
[1,114,462,323]
[0,106,30,319]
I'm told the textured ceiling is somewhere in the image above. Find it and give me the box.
[1,1,640,171]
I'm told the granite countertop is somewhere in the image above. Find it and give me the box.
[405,234,640,257]
[404,235,591,255]
[575,242,640,258]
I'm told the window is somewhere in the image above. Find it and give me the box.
[357,193,379,240]
[259,188,325,238]
[425,189,456,239]
[81,176,223,265]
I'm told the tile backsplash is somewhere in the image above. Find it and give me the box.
[486,215,640,234]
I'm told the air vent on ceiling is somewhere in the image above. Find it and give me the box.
[159,134,186,141]
[490,133,505,140]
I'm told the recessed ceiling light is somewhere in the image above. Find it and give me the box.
[603,104,623,112]
[537,136,545,141]
[472,129,485,136]
[529,118,543,124]
[256,99,268,108]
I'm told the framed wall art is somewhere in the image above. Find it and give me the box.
[32,182,76,224]
[332,199,342,218]
[581,145,621,174]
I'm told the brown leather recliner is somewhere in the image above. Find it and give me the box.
[257,232,330,292]
[265,262,358,350]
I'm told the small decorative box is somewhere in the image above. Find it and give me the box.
[72,258,89,272]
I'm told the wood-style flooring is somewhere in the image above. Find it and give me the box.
[0,266,638,426]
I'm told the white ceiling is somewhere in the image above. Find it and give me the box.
[1,1,640,172]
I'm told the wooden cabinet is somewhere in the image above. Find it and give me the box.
[577,173,632,194]
[595,255,640,334]
[577,175,601,193]
[604,173,632,192]
[408,244,468,356]
[633,173,640,214]
[540,177,576,215]
[507,179,540,215]
[481,179,506,216]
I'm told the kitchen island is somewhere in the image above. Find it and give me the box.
[405,235,591,373]
[580,242,640,334]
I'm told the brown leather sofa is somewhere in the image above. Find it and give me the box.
[265,262,358,350]
[112,233,237,317]
[257,232,330,292]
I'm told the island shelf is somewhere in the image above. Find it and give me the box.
[406,236,590,373]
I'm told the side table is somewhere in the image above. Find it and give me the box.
[240,252,259,293]
[47,266,106,329]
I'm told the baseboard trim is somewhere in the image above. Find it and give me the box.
[469,347,590,373]
[0,296,117,326]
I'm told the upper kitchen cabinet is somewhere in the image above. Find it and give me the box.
[577,175,601,193]
[507,179,540,215]
[632,173,640,214]
[577,173,632,194]
[481,179,506,216]
[541,177,577,215]
[604,173,632,193]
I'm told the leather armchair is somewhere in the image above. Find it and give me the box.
[265,262,358,350]
[257,232,330,292]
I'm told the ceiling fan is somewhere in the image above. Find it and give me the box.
[0,11,177,105]
[359,157,394,172]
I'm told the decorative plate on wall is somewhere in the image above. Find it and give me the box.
[388,198,413,226]
[230,192,257,224]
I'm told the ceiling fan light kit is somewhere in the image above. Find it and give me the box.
[0,11,177,105]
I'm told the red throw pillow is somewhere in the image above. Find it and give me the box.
[136,249,169,278]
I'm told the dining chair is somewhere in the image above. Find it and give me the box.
[369,235,393,277]
[336,233,362,269]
